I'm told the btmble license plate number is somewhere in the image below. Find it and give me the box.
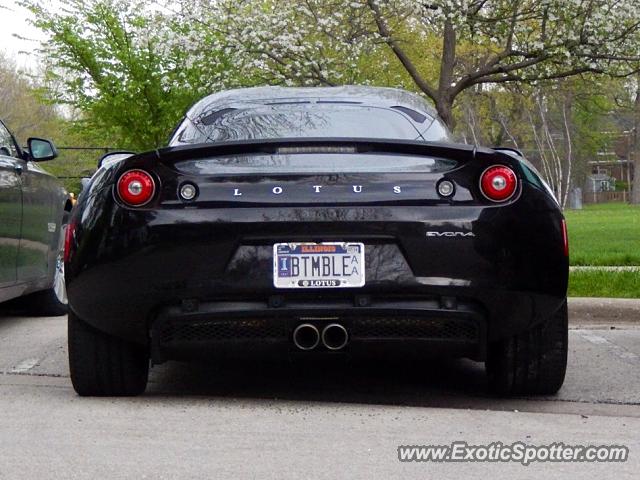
[273,243,365,289]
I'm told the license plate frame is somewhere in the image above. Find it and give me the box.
[273,242,365,289]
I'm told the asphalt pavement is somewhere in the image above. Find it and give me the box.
[0,303,638,479]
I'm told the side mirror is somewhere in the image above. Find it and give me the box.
[28,137,58,161]
[98,151,135,169]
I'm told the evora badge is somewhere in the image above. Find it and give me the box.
[426,231,475,238]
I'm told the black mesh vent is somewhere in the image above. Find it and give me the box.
[158,318,286,345]
[351,317,478,342]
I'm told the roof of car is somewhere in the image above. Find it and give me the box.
[186,86,438,120]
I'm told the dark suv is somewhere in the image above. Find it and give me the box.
[0,118,71,315]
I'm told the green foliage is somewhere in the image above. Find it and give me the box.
[21,0,240,151]
[38,146,103,194]
[615,181,629,191]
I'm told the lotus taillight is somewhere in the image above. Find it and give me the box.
[480,165,518,202]
[117,170,156,206]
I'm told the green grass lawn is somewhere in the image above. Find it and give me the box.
[564,203,639,298]
[564,203,640,266]
[569,270,640,298]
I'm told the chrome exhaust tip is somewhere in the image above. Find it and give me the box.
[321,323,349,351]
[292,323,320,350]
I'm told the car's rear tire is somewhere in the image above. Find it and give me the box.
[486,300,568,396]
[68,310,149,396]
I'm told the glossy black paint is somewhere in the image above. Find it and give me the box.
[66,87,568,362]
[0,119,69,303]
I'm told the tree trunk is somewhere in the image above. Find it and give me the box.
[560,93,573,210]
[436,19,456,131]
[435,97,455,131]
[632,77,640,204]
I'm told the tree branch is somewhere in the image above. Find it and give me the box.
[366,0,437,101]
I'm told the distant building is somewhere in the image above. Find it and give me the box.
[584,171,616,193]
[584,131,634,201]
[583,134,634,202]
[587,159,632,190]
[583,161,633,204]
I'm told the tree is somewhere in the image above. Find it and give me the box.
[529,88,574,209]
[206,0,640,130]
[0,51,95,192]
[595,74,640,204]
[0,52,61,142]
[456,78,623,208]
[32,0,640,138]
[21,0,243,150]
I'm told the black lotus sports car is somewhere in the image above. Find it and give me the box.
[66,86,569,396]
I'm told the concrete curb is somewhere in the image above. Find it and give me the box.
[569,297,640,326]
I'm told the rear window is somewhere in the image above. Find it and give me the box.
[174,153,458,175]
[171,104,445,144]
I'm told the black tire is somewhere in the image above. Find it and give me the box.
[486,300,568,396]
[68,310,149,396]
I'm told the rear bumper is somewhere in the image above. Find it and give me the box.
[66,193,568,356]
[150,297,486,363]
[68,258,565,353]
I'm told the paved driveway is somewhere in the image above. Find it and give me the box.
[0,311,638,479]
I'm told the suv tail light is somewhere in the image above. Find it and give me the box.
[117,170,156,206]
[479,165,518,202]
[64,221,76,263]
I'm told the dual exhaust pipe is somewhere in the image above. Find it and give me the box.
[293,323,348,351]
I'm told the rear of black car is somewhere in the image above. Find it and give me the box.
[65,88,569,397]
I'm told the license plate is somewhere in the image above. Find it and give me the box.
[273,242,365,289]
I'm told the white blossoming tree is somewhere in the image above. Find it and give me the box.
[199,0,640,130]
[20,0,640,203]
[197,0,640,204]
[25,0,640,136]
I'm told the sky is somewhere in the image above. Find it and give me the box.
[0,0,48,70]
